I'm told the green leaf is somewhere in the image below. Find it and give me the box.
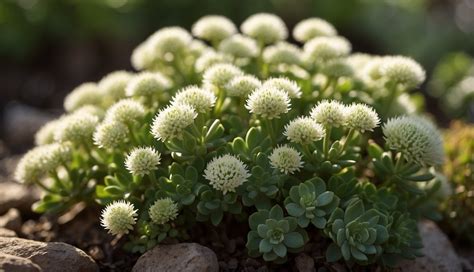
[368,142,384,159]
[405,173,435,182]
[326,243,342,262]
[249,210,269,230]
[351,246,368,261]
[283,232,304,248]
[316,191,334,206]
[273,243,287,257]
[286,203,305,217]
[257,224,269,238]
[344,200,364,223]
[210,210,223,226]
[269,205,284,220]
[259,239,273,253]
[246,127,262,150]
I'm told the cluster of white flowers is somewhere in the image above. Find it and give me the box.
[383,116,444,166]
[269,145,304,174]
[100,200,138,236]
[149,198,179,225]
[241,13,288,44]
[219,34,259,58]
[192,15,237,43]
[125,147,161,177]
[93,120,129,149]
[245,86,291,119]
[204,154,250,194]
[171,86,216,113]
[125,72,171,98]
[151,104,197,141]
[284,117,325,145]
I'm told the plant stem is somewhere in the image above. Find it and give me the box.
[323,126,332,159]
[340,129,355,156]
[265,119,277,145]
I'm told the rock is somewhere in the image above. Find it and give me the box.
[3,103,55,149]
[419,220,462,272]
[395,220,461,272]
[132,243,218,272]
[295,253,315,272]
[0,182,40,215]
[0,252,42,272]
[0,208,22,232]
[0,228,17,237]
[0,237,98,272]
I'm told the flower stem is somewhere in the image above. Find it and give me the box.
[340,129,355,156]
[323,126,332,159]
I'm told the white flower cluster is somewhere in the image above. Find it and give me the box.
[100,200,138,236]
[125,147,161,177]
[269,145,304,174]
[149,198,179,225]
[204,154,250,194]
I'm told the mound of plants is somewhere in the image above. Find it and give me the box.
[15,13,446,269]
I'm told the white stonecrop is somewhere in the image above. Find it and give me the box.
[263,42,303,66]
[192,15,237,42]
[269,145,304,174]
[293,17,337,42]
[204,154,250,194]
[202,63,243,89]
[310,100,346,127]
[93,121,129,149]
[380,56,426,89]
[125,147,161,177]
[99,70,133,101]
[171,86,216,113]
[263,77,302,99]
[151,104,197,141]
[246,86,291,119]
[383,116,444,166]
[100,200,138,236]
[218,34,259,58]
[240,13,288,44]
[64,82,102,112]
[54,113,99,144]
[125,72,171,97]
[149,198,179,225]
[195,50,232,73]
[226,75,262,98]
[304,36,351,62]
[148,27,193,59]
[284,117,325,145]
[104,99,146,124]
[344,103,380,132]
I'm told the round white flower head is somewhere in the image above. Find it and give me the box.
[93,121,129,149]
[269,145,304,174]
[15,143,72,184]
[204,154,250,194]
[151,104,197,141]
[245,86,291,119]
[322,58,353,78]
[189,39,209,56]
[380,56,426,88]
[64,82,102,112]
[218,34,259,58]
[345,103,380,132]
[99,71,133,101]
[202,63,243,89]
[54,113,99,143]
[73,105,105,119]
[148,27,192,58]
[149,198,179,225]
[126,72,171,97]
[195,50,232,73]
[125,147,161,177]
[293,18,337,42]
[100,200,138,236]
[346,53,373,70]
[35,119,63,145]
[284,117,325,144]
[304,36,351,62]
[171,85,216,113]
[131,41,153,71]
[104,99,146,124]
[192,15,237,42]
[310,100,346,127]
[263,42,303,65]
[263,77,302,99]
[226,75,262,97]
[240,13,288,44]
[383,116,444,166]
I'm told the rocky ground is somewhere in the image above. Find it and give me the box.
[0,104,473,271]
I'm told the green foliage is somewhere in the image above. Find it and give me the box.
[15,13,447,268]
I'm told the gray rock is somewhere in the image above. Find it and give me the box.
[132,243,218,272]
[395,220,461,272]
[0,252,42,272]
[0,237,98,272]
[3,103,55,149]
[295,253,315,272]
[0,228,17,237]
[0,208,22,232]
[0,182,40,215]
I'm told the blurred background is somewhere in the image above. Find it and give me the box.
[1,0,474,152]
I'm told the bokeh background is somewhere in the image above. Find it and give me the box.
[1,0,474,152]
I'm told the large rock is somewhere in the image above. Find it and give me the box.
[0,252,42,272]
[396,220,461,272]
[0,228,17,237]
[0,208,22,232]
[0,237,98,272]
[132,243,218,272]
[0,182,40,215]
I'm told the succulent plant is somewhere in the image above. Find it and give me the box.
[325,199,389,263]
[285,177,339,228]
[246,205,308,262]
